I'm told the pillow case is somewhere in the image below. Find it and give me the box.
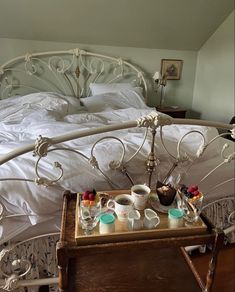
[89,82,143,96]
[82,89,149,113]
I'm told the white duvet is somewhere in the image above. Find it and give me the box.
[0,92,234,243]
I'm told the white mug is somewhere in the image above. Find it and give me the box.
[143,208,160,229]
[107,194,134,222]
[131,184,151,210]
[127,209,142,231]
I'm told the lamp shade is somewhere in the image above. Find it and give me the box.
[153,71,161,81]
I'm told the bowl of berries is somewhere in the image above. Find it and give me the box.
[178,185,204,223]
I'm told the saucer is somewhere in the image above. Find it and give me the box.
[149,193,177,213]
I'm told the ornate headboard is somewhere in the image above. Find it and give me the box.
[0,48,148,100]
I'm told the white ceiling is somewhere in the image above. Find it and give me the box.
[0,0,234,51]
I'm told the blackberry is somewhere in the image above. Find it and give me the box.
[181,186,188,194]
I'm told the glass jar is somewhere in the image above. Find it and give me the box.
[168,208,184,228]
[80,201,100,235]
[99,213,115,234]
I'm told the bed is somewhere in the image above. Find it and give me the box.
[0,49,234,291]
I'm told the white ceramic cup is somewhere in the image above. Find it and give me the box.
[107,194,134,222]
[127,209,143,231]
[143,208,160,229]
[131,184,151,210]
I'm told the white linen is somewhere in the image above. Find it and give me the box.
[0,92,234,243]
[0,92,85,123]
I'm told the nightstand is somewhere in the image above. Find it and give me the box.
[156,106,187,118]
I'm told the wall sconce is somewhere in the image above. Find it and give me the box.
[153,71,168,109]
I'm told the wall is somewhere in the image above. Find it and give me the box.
[0,38,197,110]
[193,11,234,123]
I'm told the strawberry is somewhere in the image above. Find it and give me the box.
[187,185,198,193]
[187,187,195,193]
[89,193,96,201]
[192,190,199,196]
[82,190,90,200]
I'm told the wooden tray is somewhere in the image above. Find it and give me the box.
[75,190,207,245]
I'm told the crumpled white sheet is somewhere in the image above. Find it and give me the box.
[0,92,234,243]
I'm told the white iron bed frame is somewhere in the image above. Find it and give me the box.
[0,49,234,291]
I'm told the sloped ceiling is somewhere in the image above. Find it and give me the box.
[0,0,234,51]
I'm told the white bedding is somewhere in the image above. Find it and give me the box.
[0,92,234,244]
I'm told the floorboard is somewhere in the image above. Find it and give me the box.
[190,244,235,292]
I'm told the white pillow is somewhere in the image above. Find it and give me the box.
[89,82,137,96]
[82,90,149,113]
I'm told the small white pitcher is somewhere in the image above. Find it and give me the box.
[127,209,142,231]
[143,208,160,229]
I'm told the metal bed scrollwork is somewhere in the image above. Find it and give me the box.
[0,49,234,292]
[0,48,147,101]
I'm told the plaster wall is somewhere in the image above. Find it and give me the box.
[193,11,234,123]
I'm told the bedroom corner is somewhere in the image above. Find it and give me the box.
[0,1,234,292]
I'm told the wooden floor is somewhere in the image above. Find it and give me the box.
[191,244,235,292]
